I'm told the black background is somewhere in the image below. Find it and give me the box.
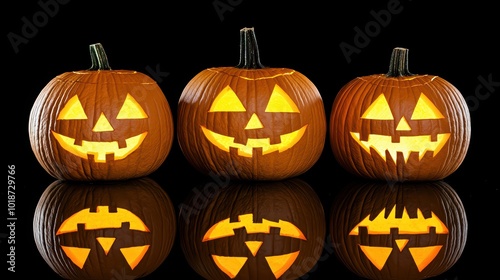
[4,0,498,279]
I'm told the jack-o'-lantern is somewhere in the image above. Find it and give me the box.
[33,177,176,280]
[329,180,467,280]
[178,178,326,279]
[177,27,326,181]
[329,47,471,181]
[29,43,174,181]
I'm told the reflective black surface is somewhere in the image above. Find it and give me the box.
[5,1,497,279]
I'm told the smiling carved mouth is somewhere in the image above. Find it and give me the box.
[350,132,450,163]
[201,125,307,157]
[51,131,148,163]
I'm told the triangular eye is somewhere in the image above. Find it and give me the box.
[359,245,393,270]
[265,84,300,113]
[60,246,91,269]
[211,255,248,278]
[265,251,300,278]
[58,95,88,120]
[209,85,246,112]
[116,93,148,119]
[408,245,442,272]
[120,245,150,270]
[411,93,445,120]
[362,94,394,120]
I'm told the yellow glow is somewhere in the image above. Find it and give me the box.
[355,92,450,163]
[245,241,263,256]
[96,237,116,255]
[60,246,90,269]
[92,113,114,132]
[361,94,393,120]
[349,206,449,235]
[265,84,300,113]
[265,251,300,278]
[351,206,448,272]
[211,255,248,278]
[209,85,246,112]
[395,239,409,251]
[358,244,443,272]
[350,132,450,163]
[57,95,88,120]
[395,116,411,131]
[116,93,148,119]
[358,245,392,270]
[244,113,264,129]
[408,246,443,272]
[120,245,150,270]
[203,213,306,242]
[411,93,444,120]
[201,125,307,157]
[56,206,150,235]
[51,131,147,163]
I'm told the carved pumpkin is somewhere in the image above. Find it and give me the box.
[329,47,471,181]
[177,27,326,181]
[179,178,326,279]
[33,177,176,280]
[329,180,467,280]
[29,43,174,181]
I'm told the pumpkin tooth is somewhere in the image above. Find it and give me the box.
[201,125,307,157]
[350,132,451,164]
[51,131,148,163]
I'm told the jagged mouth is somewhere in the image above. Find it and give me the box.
[201,125,307,157]
[350,132,450,163]
[51,131,147,163]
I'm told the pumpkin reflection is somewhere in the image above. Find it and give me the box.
[33,177,176,280]
[329,180,467,280]
[178,178,326,279]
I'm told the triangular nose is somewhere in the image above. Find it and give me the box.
[396,116,411,131]
[92,113,114,132]
[245,113,264,130]
[96,237,116,255]
[245,241,263,256]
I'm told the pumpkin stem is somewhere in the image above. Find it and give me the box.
[88,43,112,70]
[236,27,265,69]
[386,47,413,77]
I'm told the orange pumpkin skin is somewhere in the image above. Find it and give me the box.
[329,48,471,182]
[29,43,174,181]
[178,178,326,280]
[329,180,467,280]
[177,28,326,181]
[33,177,176,280]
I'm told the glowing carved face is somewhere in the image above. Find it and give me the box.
[52,93,148,163]
[203,213,306,279]
[201,84,307,157]
[351,93,450,163]
[56,206,151,270]
[350,206,449,272]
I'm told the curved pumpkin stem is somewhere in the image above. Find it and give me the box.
[236,27,265,69]
[386,47,413,77]
[88,43,112,70]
